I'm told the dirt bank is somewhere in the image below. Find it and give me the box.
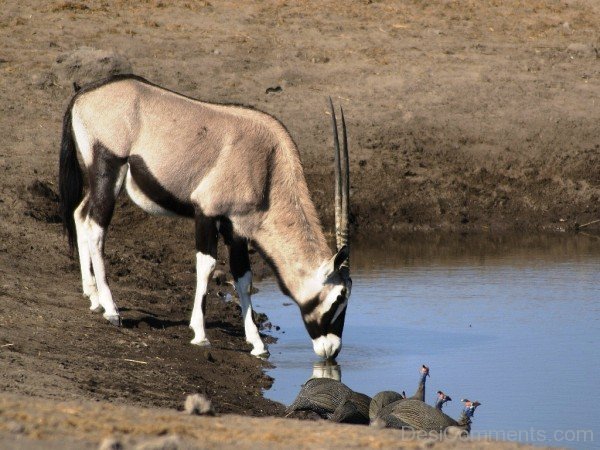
[0,0,598,447]
[0,392,552,450]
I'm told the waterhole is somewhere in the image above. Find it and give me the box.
[256,233,600,449]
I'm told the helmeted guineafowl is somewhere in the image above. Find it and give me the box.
[286,378,371,424]
[369,390,406,421]
[372,364,429,421]
[330,391,372,424]
[373,397,481,433]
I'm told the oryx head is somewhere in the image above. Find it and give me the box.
[301,99,352,360]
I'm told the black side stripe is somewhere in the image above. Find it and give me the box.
[128,155,195,218]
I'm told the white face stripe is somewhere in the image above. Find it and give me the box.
[331,298,348,325]
[319,284,344,317]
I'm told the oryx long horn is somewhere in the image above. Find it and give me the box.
[340,106,349,252]
[329,97,343,252]
[329,98,350,270]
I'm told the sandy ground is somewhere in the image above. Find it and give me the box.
[0,0,598,448]
[0,392,551,450]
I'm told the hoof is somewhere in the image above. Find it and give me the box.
[251,347,270,358]
[89,304,103,313]
[103,313,122,327]
[191,338,211,347]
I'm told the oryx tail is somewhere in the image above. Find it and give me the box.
[59,104,83,254]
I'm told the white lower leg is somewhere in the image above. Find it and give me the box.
[235,271,268,357]
[190,252,216,346]
[87,220,119,323]
[74,201,100,311]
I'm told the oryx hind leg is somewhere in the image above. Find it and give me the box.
[86,144,127,326]
[229,237,268,358]
[190,215,218,346]
[73,194,101,312]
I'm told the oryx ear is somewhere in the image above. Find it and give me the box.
[325,245,349,278]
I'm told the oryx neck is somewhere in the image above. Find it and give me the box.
[253,219,331,305]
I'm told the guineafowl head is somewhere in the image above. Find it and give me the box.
[435,390,452,410]
[420,365,430,381]
[461,399,481,418]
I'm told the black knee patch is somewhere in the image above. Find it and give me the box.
[88,142,127,228]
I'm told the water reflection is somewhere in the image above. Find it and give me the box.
[351,232,600,270]
[258,233,600,449]
[310,360,342,381]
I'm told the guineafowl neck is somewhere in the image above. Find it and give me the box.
[412,374,427,401]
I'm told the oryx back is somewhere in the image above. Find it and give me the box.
[71,75,279,223]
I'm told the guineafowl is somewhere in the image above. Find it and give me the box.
[369,390,406,421]
[286,378,371,424]
[373,364,429,421]
[330,391,372,424]
[434,390,452,410]
[373,398,481,433]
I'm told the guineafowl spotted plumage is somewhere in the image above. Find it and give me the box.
[373,397,481,433]
[373,364,429,421]
[369,390,406,421]
[286,378,371,424]
[330,391,371,424]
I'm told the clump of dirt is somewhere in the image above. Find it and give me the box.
[24,179,61,223]
[52,47,132,88]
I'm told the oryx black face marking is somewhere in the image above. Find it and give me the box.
[58,74,352,359]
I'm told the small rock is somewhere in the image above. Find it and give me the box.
[7,421,24,434]
[99,437,124,450]
[203,350,215,363]
[184,394,214,416]
[420,438,436,448]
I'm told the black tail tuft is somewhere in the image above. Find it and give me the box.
[58,106,83,255]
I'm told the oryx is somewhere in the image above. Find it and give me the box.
[58,74,351,359]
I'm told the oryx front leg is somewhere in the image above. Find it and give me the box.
[190,217,218,347]
[73,195,100,312]
[230,239,268,358]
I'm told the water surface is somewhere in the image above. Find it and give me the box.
[255,234,600,449]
